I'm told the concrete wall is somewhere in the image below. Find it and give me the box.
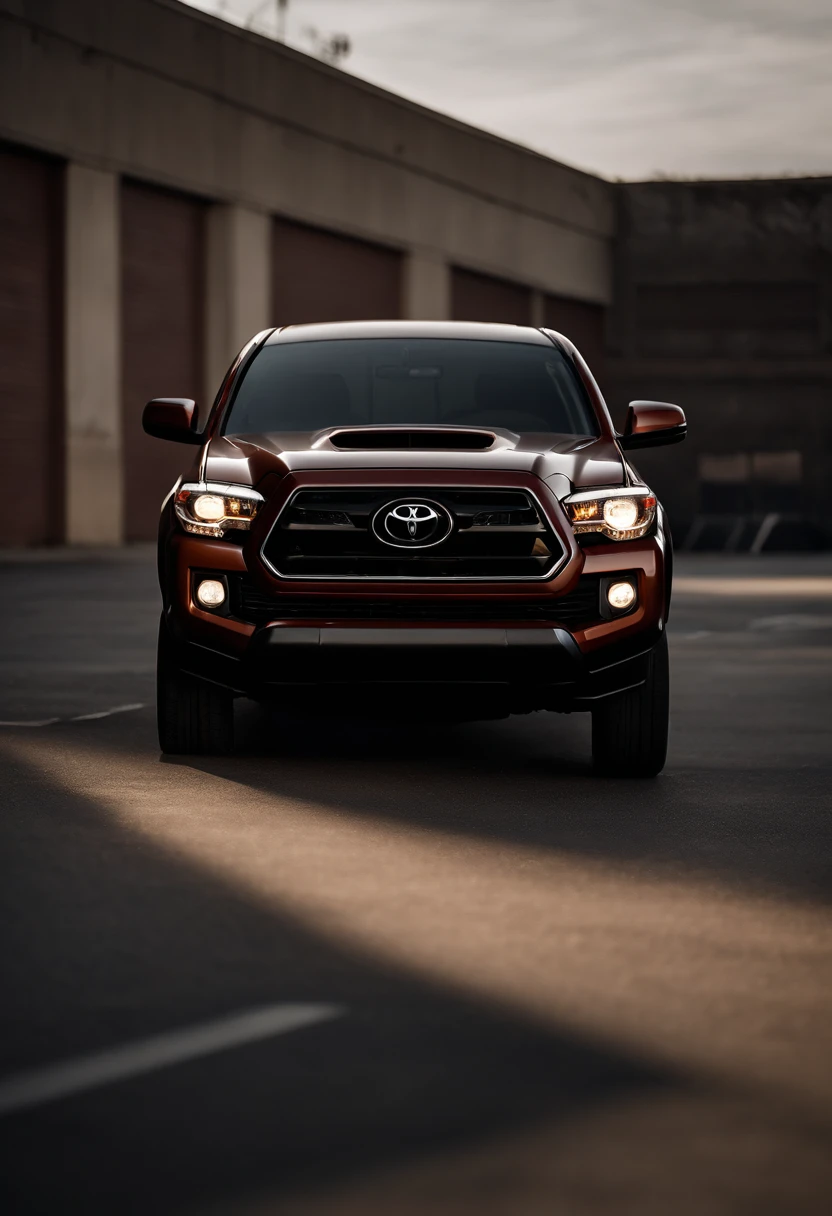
[607,178,832,541]
[0,0,614,299]
[0,0,615,543]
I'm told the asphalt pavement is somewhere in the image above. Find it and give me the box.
[1,549,831,1215]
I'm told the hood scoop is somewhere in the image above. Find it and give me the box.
[327,428,495,451]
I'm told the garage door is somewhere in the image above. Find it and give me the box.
[544,294,606,387]
[272,219,402,325]
[121,181,205,542]
[0,145,63,545]
[451,268,532,325]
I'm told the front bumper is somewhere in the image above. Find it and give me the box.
[160,478,670,714]
[169,618,660,713]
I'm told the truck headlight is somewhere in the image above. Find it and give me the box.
[192,494,226,522]
[564,487,656,541]
[175,483,264,538]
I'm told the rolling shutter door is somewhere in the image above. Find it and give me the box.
[272,219,402,325]
[0,146,62,545]
[544,294,606,387]
[121,182,205,542]
[451,268,532,325]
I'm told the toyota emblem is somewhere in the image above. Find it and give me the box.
[371,499,453,549]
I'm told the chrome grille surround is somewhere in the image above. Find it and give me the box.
[260,485,568,581]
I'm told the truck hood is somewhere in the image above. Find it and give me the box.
[201,428,626,499]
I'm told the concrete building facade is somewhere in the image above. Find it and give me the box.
[0,0,613,544]
[0,0,830,547]
[607,178,832,547]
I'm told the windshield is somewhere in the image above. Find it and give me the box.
[223,339,599,437]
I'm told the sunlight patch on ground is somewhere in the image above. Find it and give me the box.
[7,733,832,1115]
[674,578,832,598]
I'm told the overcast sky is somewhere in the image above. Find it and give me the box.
[182,0,831,180]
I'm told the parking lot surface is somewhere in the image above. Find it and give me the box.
[1,551,831,1214]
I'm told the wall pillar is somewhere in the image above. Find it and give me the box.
[404,250,450,320]
[64,164,122,544]
[205,204,271,397]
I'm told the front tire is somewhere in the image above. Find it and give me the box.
[591,632,669,777]
[157,616,234,756]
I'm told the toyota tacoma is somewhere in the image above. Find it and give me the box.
[144,321,686,775]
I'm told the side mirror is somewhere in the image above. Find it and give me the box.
[142,398,201,444]
[620,401,686,450]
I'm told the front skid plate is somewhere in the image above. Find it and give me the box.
[173,626,658,713]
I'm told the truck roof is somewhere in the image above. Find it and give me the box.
[266,321,554,345]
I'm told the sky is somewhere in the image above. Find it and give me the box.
[181,0,832,180]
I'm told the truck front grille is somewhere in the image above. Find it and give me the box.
[231,575,602,627]
[261,487,566,580]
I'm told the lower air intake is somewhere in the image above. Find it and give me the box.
[232,575,602,626]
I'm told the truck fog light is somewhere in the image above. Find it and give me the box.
[607,581,636,611]
[196,579,226,608]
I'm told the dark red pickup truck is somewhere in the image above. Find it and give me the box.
[144,321,685,775]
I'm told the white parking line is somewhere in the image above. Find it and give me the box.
[0,717,60,728]
[0,704,145,728]
[70,703,146,722]
[0,1004,344,1117]
[749,614,832,631]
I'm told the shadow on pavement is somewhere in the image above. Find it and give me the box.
[2,553,832,1212]
[0,740,669,1215]
[3,733,831,1215]
[174,694,832,908]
